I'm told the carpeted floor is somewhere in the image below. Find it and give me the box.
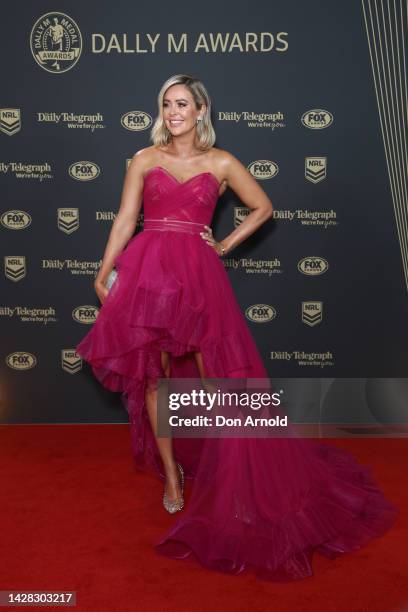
[0,424,406,612]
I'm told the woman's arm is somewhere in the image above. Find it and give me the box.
[94,152,144,301]
[205,152,274,256]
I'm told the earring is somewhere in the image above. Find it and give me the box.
[196,116,202,124]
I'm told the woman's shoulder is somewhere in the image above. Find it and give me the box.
[132,145,158,162]
[129,146,161,173]
[210,146,240,161]
[208,146,239,172]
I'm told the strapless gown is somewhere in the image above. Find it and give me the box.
[75,165,399,581]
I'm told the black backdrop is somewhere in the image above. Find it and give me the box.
[1,0,407,424]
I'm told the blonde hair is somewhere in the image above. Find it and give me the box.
[149,74,216,150]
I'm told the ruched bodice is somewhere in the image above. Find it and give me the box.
[142,165,220,230]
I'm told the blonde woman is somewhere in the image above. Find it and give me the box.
[76,74,398,581]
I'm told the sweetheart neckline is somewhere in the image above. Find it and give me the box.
[144,165,221,189]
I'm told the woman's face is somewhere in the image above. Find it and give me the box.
[162,84,204,137]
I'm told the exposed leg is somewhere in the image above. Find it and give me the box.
[144,350,181,502]
[194,351,217,393]
[193,351,206,379]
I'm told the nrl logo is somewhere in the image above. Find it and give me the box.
[4,256,26,281]
[61,349,82,374]
[305,157,327,183]
[58,208,79,234]
[0,109,21,136]
[234,206,250,228]
[302,301,323,326]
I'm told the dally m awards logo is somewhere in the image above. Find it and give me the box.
[4,256,26,281]
[305,157,327,183]
[30,12,82,73]
[0,109,21,135]
[58,208,79,234]
[121,111,152,131]
[247,160,278,180]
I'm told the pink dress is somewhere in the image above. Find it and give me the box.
[76,165,399,581]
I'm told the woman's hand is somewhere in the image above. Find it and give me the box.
[94,277,109,304]
[200,225,226,257]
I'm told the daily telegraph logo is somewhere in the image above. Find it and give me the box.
[37,112,105,131]
[0,162,53,180]
[305,157,327,183]
[61,349,82,374]
[121,111,152,131]
[0,109,21,135]
[30,12,82,73]
[217,111,286,130]
[58,208,79,234]
[72,305,99,324]
[302,301,323,326]
[68,161,100,181]
[298,257,329,276]
[4,256,26,281]
[248,160,278,179]
[6,352,37,370]
[301,109,333,129]
[245,304,276,323]
[1,210,31,230]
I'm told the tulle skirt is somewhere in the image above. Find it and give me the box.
[76,228,399,581]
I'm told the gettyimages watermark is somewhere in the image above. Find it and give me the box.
[156,377,408,438]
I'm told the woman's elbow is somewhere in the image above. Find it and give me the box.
[264,203,274,220]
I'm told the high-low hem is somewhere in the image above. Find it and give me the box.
[75,166,399,582]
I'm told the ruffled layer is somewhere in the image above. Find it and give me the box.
[76,230,266,476]
[155,438,399,581]
[76,229,399,582]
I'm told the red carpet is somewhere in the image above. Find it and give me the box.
[0,425,406,612]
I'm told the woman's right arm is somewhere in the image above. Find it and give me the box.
[94,152,145,303]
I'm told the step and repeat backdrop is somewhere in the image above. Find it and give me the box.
[1,1,407,424]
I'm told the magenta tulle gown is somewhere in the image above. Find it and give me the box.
[76,165,399,581]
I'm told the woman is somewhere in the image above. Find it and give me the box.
[76,74,398,581]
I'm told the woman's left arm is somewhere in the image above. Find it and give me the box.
[201,152,274,256]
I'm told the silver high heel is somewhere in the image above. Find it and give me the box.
[163,462,184,514]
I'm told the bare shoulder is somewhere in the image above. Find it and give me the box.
[120,147,160,195]
[209,147,250,186]
[209,146,232,167]
[129,146,159,173]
